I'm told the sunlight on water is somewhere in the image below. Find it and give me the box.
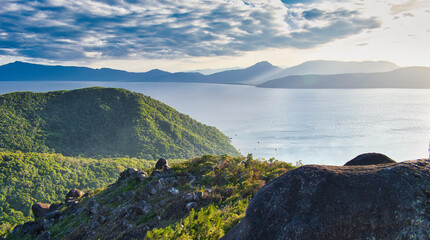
[1,81,430,165]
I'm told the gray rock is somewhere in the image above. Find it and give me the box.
[44,210,61,219]
[145,180,164,195]
[32,203,51,218]
[194,191,206,201]
[65,189,84,199]
[121,191,135,200]
[91,221,100,229]
[168,187,179,196]
[186,202,198,211]
[36,231,51,240]
[21,221,44,235]
[344,152,396,166]
[222,159,430,240]
[90,203,100,215]
[183,192,195,202]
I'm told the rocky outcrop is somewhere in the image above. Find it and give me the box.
[119,168,148,182]
[155,158,169,170]
[31,203,52,219]
[344,152,396,166]
[222,159,430,240]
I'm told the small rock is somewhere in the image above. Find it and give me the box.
[66,200,79,208]
[91,220,100,229]
[121,191,135,200]
[194,191,206,201]
[183,192,195,202]
[168,187,179,196]
[90,203,100,215]
[145,180,164,195]
[37,231,51,240]
[65,189,84,199]
[45,210,61,220]
[21,221,44,235]
[186,202,198,212]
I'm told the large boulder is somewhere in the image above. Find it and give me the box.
[222,159,430,240]
[344,153,396,166]
[155,158,169,170]
[31,203,51,218]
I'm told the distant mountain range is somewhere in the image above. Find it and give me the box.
[1,60,429,88]
[258,67,430,89]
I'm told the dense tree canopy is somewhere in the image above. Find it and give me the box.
[0,87,239,159]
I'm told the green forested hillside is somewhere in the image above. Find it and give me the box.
[0,87,239,159]
[0,151,156,236]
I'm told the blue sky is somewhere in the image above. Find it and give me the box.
[0,0,429,72]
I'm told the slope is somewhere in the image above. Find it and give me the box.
[0,87,239,159]
[0,151,156,237]
[6,154,295,240]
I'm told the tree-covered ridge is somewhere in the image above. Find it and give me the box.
[0,87,239,159]
[0,151,156,237]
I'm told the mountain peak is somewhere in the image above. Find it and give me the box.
[248,61,276,69]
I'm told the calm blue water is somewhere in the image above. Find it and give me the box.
[1,81,430,165]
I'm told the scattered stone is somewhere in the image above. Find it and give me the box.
[44,210,61,219]
[91,221,100,229]
[89,203,100,215]
[186,202,198,212]
[32,203,51,218]
[41,219,52,230]
[168,187,179,196]
[36,231,50,240]
[121,191,135,200]
[221,159,430,240]
[344,153,396,166]
[119,168,148,181]
[21,221,44,235]
[183,192,195,202]
[194,191,206,201]
[155,158,169,170]
[145,180,164,195]
[66,189,85,199]
[49,203,63,211]
[66,200,79,208]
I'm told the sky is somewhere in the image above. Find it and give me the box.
[0,0,429,72]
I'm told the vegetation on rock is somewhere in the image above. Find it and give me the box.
[6,154,295,239]
[0,151,156,237]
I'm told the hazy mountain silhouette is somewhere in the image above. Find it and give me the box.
[0,61,205,82]
[273,60,399,79]
[258,67,430,88]
[3,60,427,89]
[203,61,283,85]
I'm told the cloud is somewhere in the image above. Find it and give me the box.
[390,0,419,15]
[0,0,381,61]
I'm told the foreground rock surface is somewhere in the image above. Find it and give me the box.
[222,159,430,240]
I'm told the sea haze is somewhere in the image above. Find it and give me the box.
[1,81,429,166]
